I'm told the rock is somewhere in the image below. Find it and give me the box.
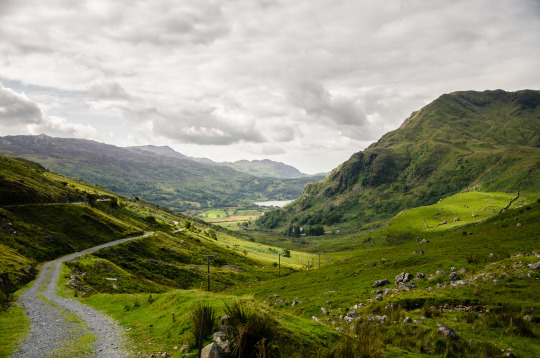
[395,272,413,284]
[312,316,320,322]
[516,223,521,227]
[268,294,278,299]
[372,278,390,287]
[454,217,460,222]
[291,300,301,307]
[220,315,229,325]
[173,346,178,350]
[161,353,168,358]
[436,270,446,276]
[523,314,533,321]
[213,331,227,343]
[449,272,460,281]
[413,251,424,254]
[403,317,412,324]
[321,307,327,315]
[201,342,227,358]
[529,262,540,270]
[346,311,358,319]
[416,272,425,279]
[374,294,383,301]
[457,268,469,275]
[437,323,458,340]
[420,239,430,244]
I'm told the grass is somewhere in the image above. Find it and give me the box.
[81,290,338,357]
[0,305,29,358]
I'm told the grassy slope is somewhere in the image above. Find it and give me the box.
[0,135,324,210]
[257,89,540,233]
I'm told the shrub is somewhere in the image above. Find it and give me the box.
[190,304,216,347]
[223,301,278,358]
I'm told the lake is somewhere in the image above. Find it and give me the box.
[254,200,293,207]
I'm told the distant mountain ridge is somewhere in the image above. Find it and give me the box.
[257,89,540,230]
[126,145,308,178]
[0,135,325,211]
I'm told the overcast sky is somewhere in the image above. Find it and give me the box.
[1,0,539,173]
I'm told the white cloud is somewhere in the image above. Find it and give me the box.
[0,83,43,124]
[0,0,539,172]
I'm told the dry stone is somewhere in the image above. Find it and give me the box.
[372,278,390,287]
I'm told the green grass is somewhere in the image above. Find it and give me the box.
[0,305,29,358]
[82,290,338,358]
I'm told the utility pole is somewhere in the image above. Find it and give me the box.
[278,253,281,278]
[202,255,216,291]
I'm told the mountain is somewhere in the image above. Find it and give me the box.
[257,89,540,230]
[126,145,309,178]
[0,135,324,211]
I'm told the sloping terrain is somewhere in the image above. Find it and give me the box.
[127,145,309,178]
[0,135,324,211]
[257,89,540,231]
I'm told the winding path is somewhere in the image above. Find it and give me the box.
[12,232,153,358]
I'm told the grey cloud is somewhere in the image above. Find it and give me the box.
[0,83,43,124]
[89,81,132,100]
[288,80,367,127]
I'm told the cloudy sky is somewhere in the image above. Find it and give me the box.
[1,0,539,173]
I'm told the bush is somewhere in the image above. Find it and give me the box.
[190,304,216,347]
[223,301,278,358]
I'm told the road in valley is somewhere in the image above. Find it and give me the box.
[11,232,153,358]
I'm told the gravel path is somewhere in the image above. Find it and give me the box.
[12,232,153,358]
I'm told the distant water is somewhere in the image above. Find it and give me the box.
[254,200,293,207]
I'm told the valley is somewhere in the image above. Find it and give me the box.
[0,89,539,357]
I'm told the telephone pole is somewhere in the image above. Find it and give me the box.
[202,254,216,291]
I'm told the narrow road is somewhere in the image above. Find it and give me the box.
[12,232,153,358]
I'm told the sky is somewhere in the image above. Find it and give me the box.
[1,0,539,174]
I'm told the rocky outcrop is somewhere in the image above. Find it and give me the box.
[372,278,390,287]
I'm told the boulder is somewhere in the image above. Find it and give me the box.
[437,323,458,340]
[201,342,227,358]
[416,272,425,279]
[529,262,540,270]
[213,331,227,344]
[449,272,460,281]
[372,278,390,287]
[395,272,413,284]
[457,268,469,275]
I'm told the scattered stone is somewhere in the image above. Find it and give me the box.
[346,311,358,319]
[161,353,168,358]
[220,316,229,325]
[420,239,430,244]
[437,323,458,340]
[454,217,460,222]
[449,272,460,281]
[372,278,390,287]
[312,316,320,322]
[173,346,178,350]
[458,268,469,275]
[324,290,339,294]
[450,280,470,287]
[529,262,540,270]
[213,331,227,343]
[268,294,278,299]
[374,294,383,301]
[516,223,521,227]
[291,300,301,307]
[395,272,413,284]
[450,267,457,271]
[321,307,327,315]
[403,317,412,324]
[201,342,227,358]
[413,251,424,255]
[416,272,425,279]
[436,270,446,276]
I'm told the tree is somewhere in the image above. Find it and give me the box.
[282,248,291,258]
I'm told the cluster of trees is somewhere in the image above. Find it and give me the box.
[284,224,325,237]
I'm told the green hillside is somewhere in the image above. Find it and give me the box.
[257,90,540,232]
[0,135,324,211]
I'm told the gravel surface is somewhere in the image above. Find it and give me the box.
[12,232,153,358]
